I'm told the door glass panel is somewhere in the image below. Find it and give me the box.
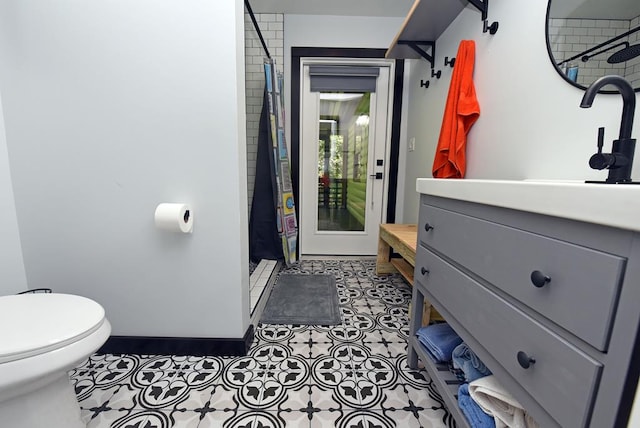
[317,92,370,232]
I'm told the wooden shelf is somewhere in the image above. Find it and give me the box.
[386,0,467,59]
[376,224,417,275]
[409,336,471,428]
[377,223,445,325]
[390,257,415,286]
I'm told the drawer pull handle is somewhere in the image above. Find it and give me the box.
[530,270,551,288]
[421,267,430,275]
[517,351,536,369]
[424,223,434,232]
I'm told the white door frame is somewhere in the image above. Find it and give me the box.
[299,58,395,255]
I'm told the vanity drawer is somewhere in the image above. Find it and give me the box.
[418,204,625,351]
[415,246,602,428]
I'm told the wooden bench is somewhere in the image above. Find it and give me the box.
[376,223,442,325]
[376,224,417,283]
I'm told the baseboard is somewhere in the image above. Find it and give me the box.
[97,324,254,357]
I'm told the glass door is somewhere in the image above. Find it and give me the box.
[317,92,371,232]
[300,61,393,255]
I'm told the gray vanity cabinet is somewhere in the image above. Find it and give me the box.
[408,194,640,428]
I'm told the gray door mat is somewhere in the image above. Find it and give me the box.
[260,273,342,325]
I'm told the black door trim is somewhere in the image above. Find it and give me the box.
[290,47,404,233]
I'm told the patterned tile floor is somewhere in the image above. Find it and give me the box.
[69,259,454,428]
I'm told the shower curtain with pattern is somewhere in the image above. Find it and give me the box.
[249,60,298,266]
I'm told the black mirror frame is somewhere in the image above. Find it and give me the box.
[544,1,640,94]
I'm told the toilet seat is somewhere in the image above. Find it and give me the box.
[0,294,106,364]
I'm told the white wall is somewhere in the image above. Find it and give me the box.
[283,14,407,219]
[401,0,640,222]
[0,95,27,295]
[0,0,250,338]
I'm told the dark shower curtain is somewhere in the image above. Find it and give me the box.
[249,89,283,263]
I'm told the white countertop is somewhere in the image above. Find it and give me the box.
[416,178,640,232]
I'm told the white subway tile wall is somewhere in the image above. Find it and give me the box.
[244,13,284,215]
[628,16,640,87]
[548,16,640,88]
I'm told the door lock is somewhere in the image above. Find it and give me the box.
[369,172,383,179]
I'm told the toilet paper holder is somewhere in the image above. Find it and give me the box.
[154,203,193,233]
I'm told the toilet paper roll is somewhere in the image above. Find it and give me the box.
[154,203,193,233]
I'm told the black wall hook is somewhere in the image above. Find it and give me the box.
[444,57,455,67]
[431,69,441,79]
[483,20,499,34]
[467,0,499,35]
[420,80,430,89]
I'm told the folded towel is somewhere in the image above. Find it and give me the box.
[415,323,463,363]
[448,360,466,382]
[469,375,539,428]
[452,343,492,382]
[458,383,496,428]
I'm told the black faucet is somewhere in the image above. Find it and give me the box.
[580,75,637,184]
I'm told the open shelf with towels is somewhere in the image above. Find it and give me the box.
[408,281,471,428]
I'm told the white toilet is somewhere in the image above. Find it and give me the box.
[0,293,111,428]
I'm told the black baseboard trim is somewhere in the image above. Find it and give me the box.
[97,324,255,357]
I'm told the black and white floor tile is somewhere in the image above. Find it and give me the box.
[70,259,454,428]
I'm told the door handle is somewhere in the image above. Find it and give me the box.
[368,172,383,209]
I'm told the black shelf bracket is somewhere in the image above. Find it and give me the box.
[398,40,436,69]
[467,0,499,34]
[398,40,440,89]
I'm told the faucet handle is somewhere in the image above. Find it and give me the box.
[597,127,605,154]
[589,127,615,170]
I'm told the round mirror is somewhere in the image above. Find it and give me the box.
[546,0,640,92]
